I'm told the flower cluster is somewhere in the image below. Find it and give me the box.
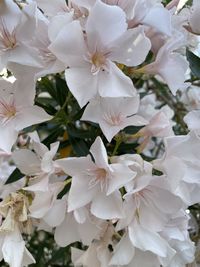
[0,0,200,266]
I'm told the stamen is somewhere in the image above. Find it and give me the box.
[0,18,17,51]
[0,96,17,124]
[103,112,124,126]
[87,168,108,191]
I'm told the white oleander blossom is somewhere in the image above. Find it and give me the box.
[53,196,105,247]
[81,95,147,142]
[154,132,200,205]
[56,136,135,219]
[0,1,43,70]
[0,78,52,152]
[49,0,151,107]
[143,34,189,95]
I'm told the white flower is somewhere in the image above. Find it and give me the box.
[117,176,182,233]
[81,95,147,142]
[0,78,52,152]
[71,223,114,267]
[56,136,135,219]
[0,1,43,70]
[53,196,105,247]
[120,0,172,36]
[49,0,151,107]
[25,179,64,220]
[154,132,200,205]
[13,140,59,176]
[143,35,189,95]
[31,12,73,78]
[0,225,35,267]
[110,220,175,266]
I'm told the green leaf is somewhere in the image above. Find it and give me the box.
[35,98,57,115]
[42,126,64,147]
[37,77,57,100]
[69,138,90,156]
[5,168,24,184]
[55,76,68,107]
[186,50,200,78]
[67,124,96,139]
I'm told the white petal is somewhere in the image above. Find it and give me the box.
[147,185,182,214]
[86,0,127,48]
[78,219,101,246]
[159,54,189,95]
[129,221,168,257]
[13,77,36,107]
[184,110,200,132]
[71,247,84,264]
[0,123,18,152]
[12,149,41,175]
[41,142,59,173]
[55,213,80,247]
[107,163,135,195]
[24,174,49,192]
[91,191,124,219]
[29,192,53,218]
[142,4,171,36]
[14,106,52,131]
[56,155,93,176]
[190,5,200,34]
[98,62,136,98]
[49,20,86,66]
[65,66,98,108]
[127,249,160,267]
[35,0,67,16]
[90,136,108,168]
[109,233,135,265]
[110,27,151,67]
[43,199,67,227]
[8,45,43,68]
[68,175,97,212]
[48,13,73,41]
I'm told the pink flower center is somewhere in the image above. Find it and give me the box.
[0,97,17,124]
[103,112,124,126]
[0,19,17,51]
[88,168,108,191]
[40,48,57,64]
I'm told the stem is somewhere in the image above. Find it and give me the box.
[111,138,121,156]
[64,178,72,186]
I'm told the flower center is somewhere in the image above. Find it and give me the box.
[0,97,17,124]
[0,19,17,51]
[94,168,107,180]
[40,48,57,64]
[92,52,106,67]
[103,112,124,126]
[88,168,108,191]
[91,52,107,74]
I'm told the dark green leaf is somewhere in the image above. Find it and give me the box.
[69,138,89,156]
[55,76,68,106]
[42,126,64,147]
[5,168,24,184]
[186,49,200,78]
